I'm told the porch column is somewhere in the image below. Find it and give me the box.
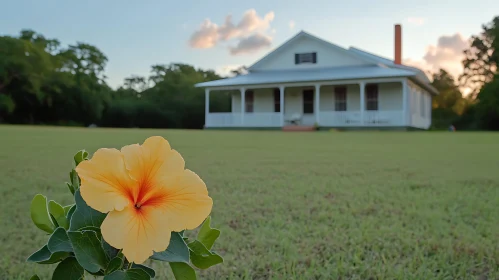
[279,86,285,126]
[315,84,321,125]
[205,88,210,128]
[240,87,245,126]
[402,79,409,126]
[359,82,365,125]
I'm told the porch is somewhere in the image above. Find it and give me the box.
[204,78,409,128]
[205,111,406,128]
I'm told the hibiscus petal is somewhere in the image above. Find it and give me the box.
[101,207,172,264]
[161,170,213,232]
[121,136,185,202]
[75,148,135,213]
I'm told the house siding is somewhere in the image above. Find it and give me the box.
[408,80,432,129]
[232,93,240,113]
[378,82,403,111]
[232,89,276,113]
[251,36,370,71]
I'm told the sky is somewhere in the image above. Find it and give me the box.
[2,0,498,89]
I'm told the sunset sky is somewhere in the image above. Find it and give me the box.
[2,0,498,88]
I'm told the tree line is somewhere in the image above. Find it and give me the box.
[428,16,498,130]
[0,30,230,129]
[0,16,498,130]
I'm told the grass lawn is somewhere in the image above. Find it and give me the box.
[1,125,498,279]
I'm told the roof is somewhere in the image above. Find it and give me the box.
[348,47,438,95]
[248,30,369,71]
[196,30,438,95]
[195,66,416,88]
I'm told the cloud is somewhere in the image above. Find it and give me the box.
[406,17,427,26]
[403,33,469,80]
[229,33,272,55]
[189,19,219,48]
[189,9,275,55]
[289,20,295,30]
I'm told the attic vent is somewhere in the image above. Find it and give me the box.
[295,52,317,64]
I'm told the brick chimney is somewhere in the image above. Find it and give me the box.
[394,24,402,64]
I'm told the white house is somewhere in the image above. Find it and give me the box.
[195,25,438,130]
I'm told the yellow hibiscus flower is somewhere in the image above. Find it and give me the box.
[75,136,213,264]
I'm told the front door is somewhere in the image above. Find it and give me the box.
[302,89,315,125]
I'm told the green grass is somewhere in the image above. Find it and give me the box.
[1,125,498,279]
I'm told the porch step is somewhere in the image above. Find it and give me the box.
[282,125,316,132]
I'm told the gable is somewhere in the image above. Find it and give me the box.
[249,32,373,71]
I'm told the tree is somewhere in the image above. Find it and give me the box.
[430,69,467,129]
[0,34,56,123]
[123,75,148,92]
[66,43,108,81]
[460,16,499,96]
[19,29,61,54]
[473,74,499,130]
[431,69,466,113]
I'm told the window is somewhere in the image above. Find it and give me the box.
[366,84,378,111]
[273,88,280,113]
[245,90,254,113]
[334,86,347,111]
[295,52,317,64]
[303,89,314,114]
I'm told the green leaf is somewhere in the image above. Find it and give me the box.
[69,189,106,231]
[50,213,60,228]
[102,239,120,260]
[106,256,124,275]
[30,275,41,280]
[30,194,55,233]
[197,216,220,250]
[131,264,155,278]
[103,269,150,280]
[48,227,73,253]
[87,270,105,276]
[74,150,89,166]
[188,240,223,269]
[52,257,84,280]
[150,232,189,263]
[49,200,69,230]
[66,182,75,195]
[68,230,109,273]
[70,169,80,191]
[170,262,197,280]
[27,245,69,264]
[66,204,76,220]
[63,204,75,216]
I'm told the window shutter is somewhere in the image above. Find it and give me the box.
[295,54,299,64]
[312,52,317,63]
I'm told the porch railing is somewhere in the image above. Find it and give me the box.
[206,112,281,127]
[320,110,405,127]
[363,111,405,126]
[320,111,362,127]
[207,111,406,127]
